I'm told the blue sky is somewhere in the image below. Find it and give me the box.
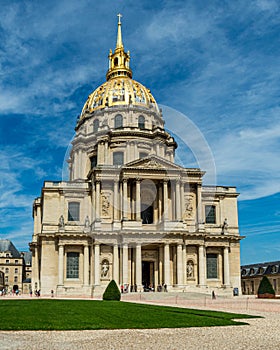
[0,0,279,264]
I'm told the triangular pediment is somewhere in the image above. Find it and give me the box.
[123,155,185,171]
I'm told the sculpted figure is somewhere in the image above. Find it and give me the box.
[58,215,64,229]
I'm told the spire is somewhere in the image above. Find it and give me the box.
[116,14,123,49]
[106,14,132,81]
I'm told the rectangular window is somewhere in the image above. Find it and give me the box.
[5,260,9,264]
[5,268,9,274]
[15,268,18,274]
[15,260,18,264]
[205,205,216,224]
[68,202,80,221]
[5,276,8,283]
[90,155,97,168]
[66,252,79,279]
[14,276,18,283]
[113,152,124,166]
[206,253,218,279]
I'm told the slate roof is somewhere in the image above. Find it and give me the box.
[0,239,20,258]
[21,251,32,265]
[241,261,280,277]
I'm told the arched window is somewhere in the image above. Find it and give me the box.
[114,57,118,66]
[138,115,145,129]
[114,114,123,129]
[93,119,99,133]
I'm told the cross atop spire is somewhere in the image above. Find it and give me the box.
[116,13,123,49]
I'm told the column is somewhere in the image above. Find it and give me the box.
[104,140,108,164]
[223,246,230,286]
[163,180,169,221]
[58,244,64,285]
[123,179,128,220]
[135,244,142,289]
[180,182,185,219]
[78,149,82,178]
[197,184,202,224]
[95,181,100,221]
[177,244,183,285]
[134,142,138,159]
[158,183,163,222]
[176,180,181,221]
[91,180,96,222]
[136,179,141,221]
[113,180,119,221]
[122,244,128,285]
[164,243,170,286]
[113,244,119,284]
[159,245,164,285]
[127,142,131,163]
[94,244,100,285]
[198,245,205,286]
[182,244,187,284]
[83,245,89,285]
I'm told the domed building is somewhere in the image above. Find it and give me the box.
[30,16,242,296]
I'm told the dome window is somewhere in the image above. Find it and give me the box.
[114,57,118,66]
[113,152,124,166]
[114,114,123,129]
[138,115,145,129]
[93,119,99,133]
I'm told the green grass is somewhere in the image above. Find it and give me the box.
[0,299,257,330]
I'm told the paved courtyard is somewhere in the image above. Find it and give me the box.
[1,295,280,349]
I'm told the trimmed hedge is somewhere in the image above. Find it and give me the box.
[103,280,121,301]
[257,276,275,298]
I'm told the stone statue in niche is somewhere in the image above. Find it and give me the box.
[184,194,194,218]
[58,215,65,229]
[222,218,228,234]
[84,215,90,228]
[101,193,110,216]
[187,261,194,278]
[101,260,109,278]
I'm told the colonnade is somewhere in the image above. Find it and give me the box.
[91,178,200,223]
[56,242,231,289]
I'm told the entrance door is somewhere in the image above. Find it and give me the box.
[141,205,153,224]
[142,261,154,290]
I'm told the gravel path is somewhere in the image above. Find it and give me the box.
[1,298,280,350]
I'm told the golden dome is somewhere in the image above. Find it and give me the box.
[80,14,159,117]
[81,77,158,114]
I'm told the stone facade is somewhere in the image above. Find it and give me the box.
[241,261,280,295]
[30,17,243,297]
[0,239,25,293]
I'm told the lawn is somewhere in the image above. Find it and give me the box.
[0,299,256,330]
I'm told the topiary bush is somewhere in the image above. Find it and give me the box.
[257,276,275,298]
[102,280,121,301]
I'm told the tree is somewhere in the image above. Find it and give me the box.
[102,280,121,301]
[257,276,275,298]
